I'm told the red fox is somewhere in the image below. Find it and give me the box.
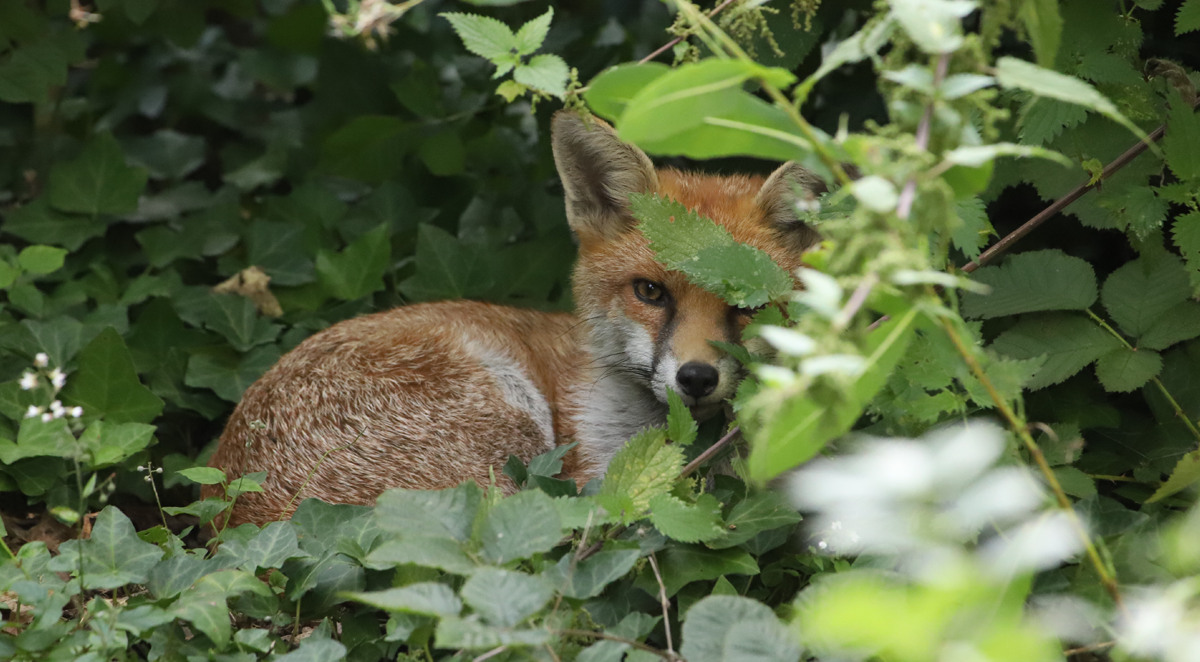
[203,111,823,526]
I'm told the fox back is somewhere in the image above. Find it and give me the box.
[204,112,822,526]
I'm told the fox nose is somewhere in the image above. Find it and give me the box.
[676,362,719,399]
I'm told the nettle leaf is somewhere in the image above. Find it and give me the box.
[345,583,462,617]
[543,547,640,599]
[989,314,1122,390]
[635,544,759,597]
[1164,87,1200,182]
[1178,0,1200,35]
[995,56,1148,144]
[1019,97,1088,146]
[681,595,801,662]
[666,389,698,445]
[1149,449,1200,503]
[374,482,482,542]
[649,493,725,543]
[1102,254,1192,337]
[1095,347,1162,393]
[513,54,569,99]
[50,506,164,589]
[61,327,164,424]
[513,8,553,55]
[47,133,148,216]
[961,249,1097,319]
[1175,212,1200,293]
[1140,301,1200,350]
[633,193,793,308]
[460,568,553,627]
[441,12,517,65]
[597,428,684,523]
[316,223,391,301]
[479,489,563,563]
[951,198,993,261]
[707,491,803,549]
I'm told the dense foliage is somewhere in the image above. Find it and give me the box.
[1,0,1200,660]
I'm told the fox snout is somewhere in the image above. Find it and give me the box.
[676,361,719,398]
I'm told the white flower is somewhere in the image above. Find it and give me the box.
[34,353,49,368]
[70,406,84,418]
[50,400,64,414]
[40,412,53,423]
[49,368,66,389]
[19,372,38,390]
[24,405,42,419]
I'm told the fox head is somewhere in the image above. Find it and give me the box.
[551,111,823,414]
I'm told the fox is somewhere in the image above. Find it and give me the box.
[203,111,824,526]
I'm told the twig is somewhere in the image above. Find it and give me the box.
[897,54,951,220]
[556,629,679,661]
[473,646,507,662]
[831,274,877,331]
[638,0,740,65]
[1063,641,1116,657]
[680,426,741,478]
[648,553,675,656]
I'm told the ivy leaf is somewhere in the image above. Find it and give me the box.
[198,294,281,352]
[0,417,76,464]
[513,8,553,55]
[246,220,316,286]
[989,314,1122,390]
[398,224,495,302]
[78,421,156,469]
[0,39,68,105]
[479,489,563,564]
[61,327,164,424]
[1164,87,1200,182]
[274,639,347,662]
[1139,301,1200,350]
[1095,347,1162,393]
[184,345,280,403]
[344,583,462,617]
[3,199,107,251]
[435,616,550,649]
[47,133,148,216]
[50,506,164,589]
[667,389,698,445]
[597,428,684,523]
[649,493,725,543]
[1102,255,1192,337]
[215,521,307,571]
[1177,0,1200,35]
[316,223,392,301]
[961,250,1097,319]
[460,568,553,627]
[513,54,569,99]
[542,548,640,599]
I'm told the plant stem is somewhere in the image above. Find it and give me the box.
[897,54,950,220]
[648,553,675,656]
[638,0,740,65]
[939,317,1124,611]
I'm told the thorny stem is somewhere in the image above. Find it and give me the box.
[557,629,679,661]
[939,316,1125,611]
[1085,310,1200,445]
[897,54,951,220]
[648,553,675,656]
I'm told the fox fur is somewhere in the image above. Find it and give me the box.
[203,111,823,526]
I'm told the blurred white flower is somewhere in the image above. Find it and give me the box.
[800,354,865,377]
[40,412,53,423]
[755,365,798,388]
[34,352,49,367]
[19,372,38,390]
[24,405,42,419]
[70,406,84,418]
[794,268,843,318]
[1120,580,1200,662]
[49,368,66,389]
[759,326,817,356]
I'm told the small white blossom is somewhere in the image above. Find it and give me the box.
[49,368,66,389]
[25,405,43,419]
[70,406,84,418]
[137,465,146,472]
[19,372,38,390]
[34,352,49,367]
[40,412,53,423]
[50,400,64,414]
[818,540,828,550]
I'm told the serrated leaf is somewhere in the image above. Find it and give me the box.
[1175,212,1200,293]
[706,491,802,549]
[47,134,148,216]
[667,389,698,445]
[375,482,482,542]
[513,8,552,55]
[316,223,391,301]
[989,314,1123,390]
[1019,98,1088,146]
[1095,347,1162,392]
[1139,301,1200,350]
[1052,466,1097,499]
[1102,255,1192,337]
[597,428,684,523]
[441,13,517,62]
[50,506,164,589]
[513,54,569,99]
[479,489,563,563]
[60,327,164,424]
[951,198,993,261]
[1177,0,1200,35]
[363,537,477,574]
[1148,449,1200,503]
[1165,87,1200,182]
[961,250,1097,319]
[344,583,462,617]
[460,568,553,627]
[944,143,1071,168]
[634,544,758,597]
[649,493,725,543]
[543,548,640,599]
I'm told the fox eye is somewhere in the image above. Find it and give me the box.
[633,279,668,306]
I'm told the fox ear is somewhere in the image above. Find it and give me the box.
[756,161,825,252]
[552,111,658,241]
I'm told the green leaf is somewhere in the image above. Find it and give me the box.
[1094,347,1162,393]
[632,193,793,308]
[943,143,1071,168]
[398,224,494,302]
[374,482,482,542]
[364,537,477,574]
[961,250,1097,319]
[274,639,347,662]
[890,0,974,54]
[177,466,227,485]
[797,18,893,101]
[78,421,156,468]
[1020,0,1063,67]
[543,548,640,599]
[681,595,801,662]
[315,223,391,301]
[246,220,316,286]
[46,134,148,216]
[0,417,76,464]
[1019,98,1089,146]
[460,568,553,627]
[198,294,281,352]
[514,8,553,54]
[1164,87,1200,182]
[17,245,67,274]
[951,198,993,261]
[1052,466,1097,499]
[50,506,164,589]
[218,521,307,571]
[1177,0,1200,35]
[147,552,215,599]
[585,63,670,121]
[171,569,274,647]
[995,57,1149,145]
[1102,255,1192,337]
[344,583,462,617]
[706,491,802,549]
[184,345,281,403]
[634,544,759,597]
[667,389,699,445]
[60,327,164,424]
[123,129,206,180]
[419,130,465,176]
[649,493,725,543]
[528,441,578,477]
[0,39,68,105]
[989,314,1123,390]
[163,498,231,526]
[479,489,563,563]
[223,143,288,191]
[513,54,569,99]
[435,616,550,649]
[1175,212,1200,294]
[1148,449,1200,503]
[1139,301,1200,350]
[597,428,684,523]
[441,12,517,63]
